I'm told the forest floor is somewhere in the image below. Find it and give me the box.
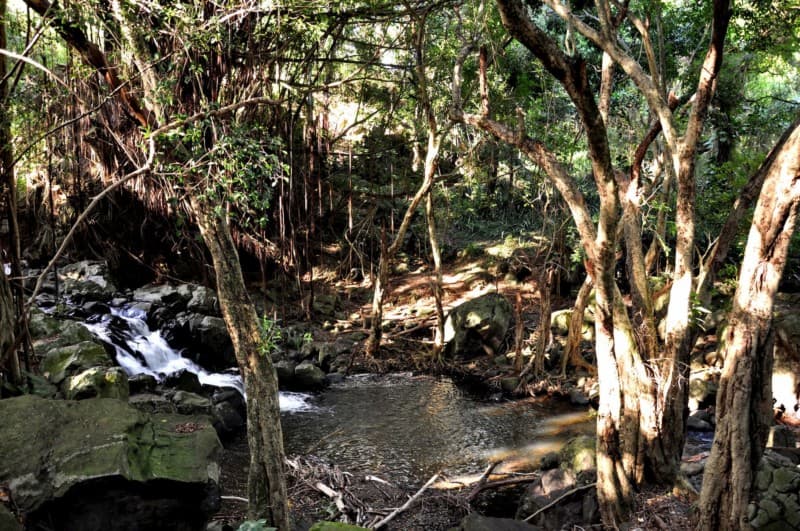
[213,247,705,530]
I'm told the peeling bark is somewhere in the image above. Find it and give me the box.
[698,115,800,531]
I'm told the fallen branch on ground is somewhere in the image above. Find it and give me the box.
[523,482,596,523]
[371,473,439,529]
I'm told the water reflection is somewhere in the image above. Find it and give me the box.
[281,374,593,486]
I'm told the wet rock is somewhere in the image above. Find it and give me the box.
[295,361,326,390]
[0,395,221,530]
[326,372,346,385]
[212,400,245,436]
[129,374,158,394]
[273,359,297,386]
[172,391,213,415]
[568,388,590,406]
[444,293,513,358]
[163,313,235,372]
[128,393,176,414]
[64,367,129,400]
[163,370,205,394]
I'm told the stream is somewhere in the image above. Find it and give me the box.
[280,374,594,485]
[81,304,594,484]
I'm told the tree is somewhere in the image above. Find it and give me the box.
[453,0,731,523]
[0,0,22,385]
[697,115,800,531]
[21,1,292,525]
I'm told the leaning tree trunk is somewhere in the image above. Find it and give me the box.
[191,197,290,529]
[697,116,800,531]
[560,274,596,376]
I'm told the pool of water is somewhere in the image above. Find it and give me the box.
[281,373,594,485]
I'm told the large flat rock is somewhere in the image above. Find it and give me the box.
[0,395,221,530]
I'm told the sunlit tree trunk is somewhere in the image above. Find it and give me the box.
[192,197,290,528]
[698,116,800,531]
[560,275,595,376]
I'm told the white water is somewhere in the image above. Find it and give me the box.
[82,306,315,412]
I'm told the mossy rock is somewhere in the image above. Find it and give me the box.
[559,435,596,475]
[0,395,220,513]
[41,341,111,384]
[550,309,594,340]
[64,367,129,400]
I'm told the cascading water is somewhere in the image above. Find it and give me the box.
[82,305,314,412]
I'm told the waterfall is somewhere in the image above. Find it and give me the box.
[82,306,315,412]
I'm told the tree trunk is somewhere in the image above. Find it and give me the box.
[0,0,21,384]
[697,115,800,531]
[191,197,290,529]
[426,190,445,357]
[560,275,595,376]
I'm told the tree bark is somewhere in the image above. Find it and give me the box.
[0,0,22,384]
[697,115,800,531]
[192,197,291,529]
[560,275,596,376]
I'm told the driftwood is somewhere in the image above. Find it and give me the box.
[371,473,439,529]
[315,481,348,515]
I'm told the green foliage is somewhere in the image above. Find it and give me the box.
[258,316,282,358]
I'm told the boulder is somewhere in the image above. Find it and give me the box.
[172,390,213,415]
[41,341,111,385]
[559,435,596,477]
[273,359,297,387]
[30,313,94,350]
[163,313,235,372]
[550,309,594,340]
[186,286,219,316]
[444,293,513,358]
[64,366,129,400]
[59,261,118,302]
[0,395,221,530]
[294,361,326,390]
[749,450,800,529]
[132,284,192,309]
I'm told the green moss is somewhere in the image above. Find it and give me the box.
[41,342,110,384]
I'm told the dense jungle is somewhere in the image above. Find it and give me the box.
[1,0,799,530]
